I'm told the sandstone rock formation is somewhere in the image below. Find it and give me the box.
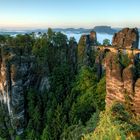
[105,52,125,106]
[0,27,140,138]
[0,45,36,134]
[112,28,139,49]
[105,54,140,115]
[77,31,97,68]
[104,28,140,114]
[133,79,140,113]
[79,28,140,114]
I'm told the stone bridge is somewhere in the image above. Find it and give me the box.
[97,46,140,57]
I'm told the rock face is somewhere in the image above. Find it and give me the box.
[112,28,139,49]
[77,31,97,68]
[105,28,140,114]
[106,55,140,115]
[133,79,140,113]
[89,30,97,42]
[105,52,125,106]
[0,46,35,134]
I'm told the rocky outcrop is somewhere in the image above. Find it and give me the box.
[112,28,139,49]
[68,38,77,74]
[105,53,139,111]
[90,31,97,45]
[77,31,97,68]
[0,46,36,134]
[123,65,135,94]
[104,28,140,114]
[105,52,125,106]
[133,79,140,114]
[77,28,140,114]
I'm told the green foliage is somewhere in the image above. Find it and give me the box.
[95,76,106,110]
[61,112,100,140]
[53,32,68,47]
[119,53,131,68]
[32,35,49,70]
[0,138,6,140]
[25,129,37,140]
[78,36,86,67]
[0,29,103,140]
[25,89,43,139]
[47,28,54,40]
[69,66,98,124]
[111,102,140,138]
[49,63,72,103]
[83,108,135,140]
[0,106,12,139]
[1,28,138,140]
[69,37,77,46]
[32,29,69,73]
[12,34,34,54]
[50,105,66,140]
[0,35,6,43]
[96,41,102,46]
[61,122,84,140]
[103,39,111,46]
[69,67,106,125]
[41,125,50,140]
[84,102,140,140]
[15,135,21,140]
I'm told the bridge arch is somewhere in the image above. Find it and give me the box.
[104,48,111,53]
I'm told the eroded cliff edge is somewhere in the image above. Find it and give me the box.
[0,46,36,135]
[76,28,140,114]
[101,28,140,114]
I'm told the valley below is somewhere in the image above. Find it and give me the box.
[0,27,140,140]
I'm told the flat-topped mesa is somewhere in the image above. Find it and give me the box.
[112,28,139,49]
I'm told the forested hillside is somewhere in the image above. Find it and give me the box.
[0,28,140,140]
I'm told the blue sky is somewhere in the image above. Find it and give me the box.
[0,0,140,29]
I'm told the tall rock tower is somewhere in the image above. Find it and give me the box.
[105,28,140,114]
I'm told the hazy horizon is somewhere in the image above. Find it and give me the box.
[0,26,132,31]
[0,0,140,29]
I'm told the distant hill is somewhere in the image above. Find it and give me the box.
[53,28,91,34]
[53,26,117,34]
[93,26,117,34]
[0,26,139,36]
